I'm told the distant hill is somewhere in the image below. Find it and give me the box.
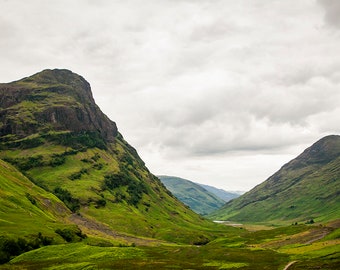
[210,135,340,224]
[198,183,241,202]
[158,176,225,215]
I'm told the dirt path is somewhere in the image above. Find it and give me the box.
[69,213,165,246]
[283,261,297,270]
[305,230,330,244]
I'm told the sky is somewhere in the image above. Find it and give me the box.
[1,0,340,191]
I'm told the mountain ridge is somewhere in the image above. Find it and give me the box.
[158,175,226,215]
[197,183,242,202]
[209,135,340,223]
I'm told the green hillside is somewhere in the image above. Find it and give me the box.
[0,158,85,263]
[158,175,225,215]
[210,135,340,224]
[0,69,222,246]
[1,70,339,269]
[0,159,70,236]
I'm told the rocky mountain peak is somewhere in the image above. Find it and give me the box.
[0,69,117,142]
[285,135,340,170]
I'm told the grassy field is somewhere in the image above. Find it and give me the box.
[1,220,339,269]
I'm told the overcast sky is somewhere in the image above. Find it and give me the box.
[1,0,340,191]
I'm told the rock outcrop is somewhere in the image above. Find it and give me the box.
[0,69,117,142]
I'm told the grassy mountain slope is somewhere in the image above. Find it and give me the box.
[210,135,340,224]
[158,175,225,215]
[198,183,241,202]
[0,69,223,246]
[0,159,71,238]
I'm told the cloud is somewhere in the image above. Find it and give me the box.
[0,0,339,190]
[318,0,340,28]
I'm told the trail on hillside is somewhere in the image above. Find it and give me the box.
[69,213,165,246]
[261,226,334,249]
[283,261,297,270]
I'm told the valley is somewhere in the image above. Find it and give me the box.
[0,69,339,269]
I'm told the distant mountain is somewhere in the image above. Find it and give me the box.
[198,183,241,202]
[210,135,340,223]
[158,176,225,215]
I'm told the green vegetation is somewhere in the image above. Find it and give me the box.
[199,183,241,202]
[42,131,107,150]
[2,221,339,269]
[0,233,53,264]
[0,70,339,269]
[55,228,86,243]
[210,135,340,224]
[53,187,80,212]
[158,175,226,215]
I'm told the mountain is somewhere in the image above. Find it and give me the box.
[0,69,220,248]
[210,135,340,223]
[198,183,241,202]
[158,176,225,215]
[1,70,339,269]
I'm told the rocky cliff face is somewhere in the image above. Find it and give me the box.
[0,69,117,142]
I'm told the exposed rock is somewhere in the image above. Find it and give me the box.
[0,69,117,142]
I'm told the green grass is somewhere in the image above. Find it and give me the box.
[0,159,70,239]
[2,220,339,270]
[1,216,338,269]
[0,135,229,245]
[5,243,145,269]
[2,241,289,270]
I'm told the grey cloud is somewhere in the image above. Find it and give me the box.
[318,0,340,28]
[1,0,340,190]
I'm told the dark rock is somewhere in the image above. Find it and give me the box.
[0,69,117,142]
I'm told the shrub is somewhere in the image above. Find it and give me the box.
[127,182,147,206]
[81,158,91,163]
[306,219,315,224]
[3,137,44,149]
[44,131,107,150]
[91,153,101,162]
[55,227,86,243]
[53,187,80,212]
[69,168,88,180]
[102,173,130,190]
[102,170,148,206]
[49,154,66,167]
[4,155,44,171]
[0,233,53,264]
[93,163,103,170]
[95,198,107,208]
[25,193,36,205]
[192,236,210,246]
[69,172,82,180]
